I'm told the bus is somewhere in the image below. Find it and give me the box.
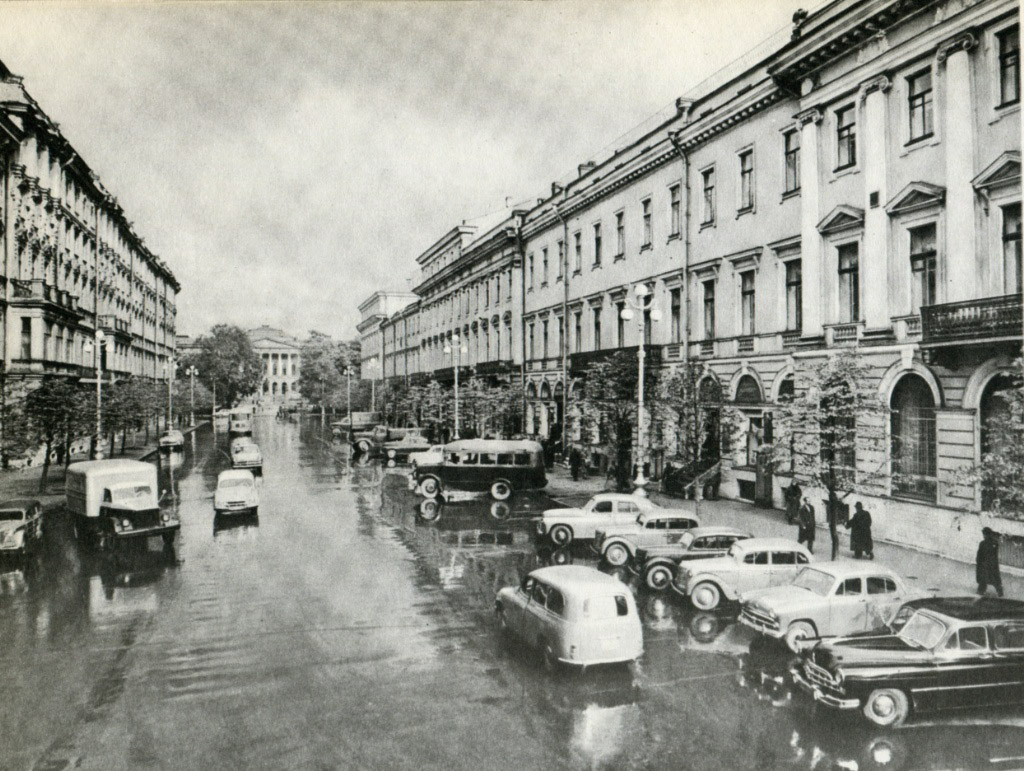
[413,439,546,501]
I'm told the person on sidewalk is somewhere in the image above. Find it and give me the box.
[569,446,583,482]
[784,480,802,525]
[977,527,1004,597]
[846,501,874,559]
[797,497,816,554]
[826,493,844,561]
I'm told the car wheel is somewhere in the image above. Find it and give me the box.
[690,581,722,611]
[785,621,817,653]
[645,564,674,591]
[356,439,372,455]
[550,524,573,546]
[490,480,512,501]
[604,543,629,567]
[862,688,909,728]
[420,477,440,498]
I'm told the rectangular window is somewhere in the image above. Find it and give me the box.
[556,240,564,280]
[702,280,715,340]
[738,150,754,211]
[557,316,564,355]
[999,27,1021,107]
[507,268,512,299]
[542,320,549,358]
[615,212,625,256]
[643,307,652,346]
[784,130,801,193]
[528,254,535,289]
[593,223,602,266]
[484,280,490,307]
[1003,203,1022,294]
[574,311,582,353]
[740,270,756,335]
[21,317,31,359]
[574,231,582,272]
[593,308,602,349]
[670,288,682,343]
[907,69,934,141]
[836,105,856,169]
[642,198,652,246]
[669,184,681,236]
[701,168,715,224]
[838,243,860,322]
[616,301,626,347]
[910,224,937,312]
[528,322,535,360]
[785,260,803,331]
[541,248,549,285]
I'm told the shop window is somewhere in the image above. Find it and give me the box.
[890,374,937,500]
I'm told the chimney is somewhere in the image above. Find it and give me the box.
[578,161,596,178]
[675,97,695,122]
[551,182,563,197]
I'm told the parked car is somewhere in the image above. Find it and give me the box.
[214,469,260,516]
[536,493,662,546]
[230,439,263,476]
[635,527,753,591]
[674,537,813,610]
[594,511,702,567]
[739,561,913,651]
[158,429,185,452]
[228,409,253,436]
[415,439,546,500]
[384,433,431,464]
[792,596,1024,727]
[0,499,43,557]
[351,425,425,456]
[409,444,444,471]
[495,565,643,670]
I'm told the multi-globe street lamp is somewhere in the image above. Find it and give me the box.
[184,365,198,427]
[82,329,106,460]
[619,283,661,497]
[443,334,467,440]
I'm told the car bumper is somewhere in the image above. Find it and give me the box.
[0,542,27,554]
[113,523,180,539]
[791,668,860,709]
[216,503,255,514]
[738,610,783,638]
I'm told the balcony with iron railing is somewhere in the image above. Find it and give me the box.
[920,294,1023,347]
[9,278,81,314]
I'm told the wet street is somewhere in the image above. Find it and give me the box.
[2,417,1024,771]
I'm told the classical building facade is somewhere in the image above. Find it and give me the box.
[247,326,302,407]
[357,0,1020,562]
[357,291,417,383]
[0,58,180,400]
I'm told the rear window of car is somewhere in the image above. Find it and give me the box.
[867,577,897,594]
[668,519,693,530]
[584,595,631,619]
[619,502,640,514]
[772,551,796,565]
[992,623,1024,651]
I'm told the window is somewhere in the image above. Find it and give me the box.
[616,301,626,347]
[784,130,801,194]
[999,26,1020,106]
[542,320,549,358]
[528,254,535,289]
[909,224,937,312]
[1003,203,1022,294]
[593,500,613,513]
[786,261,802,331]
[557,316,564,355]
[556,240,564,280]
[947,626,988,651]
[642,198,652,246]
[574,231,582,272]
[867,577,898,594]
[738,150,754,211]
[702,280,716,340]
[891,374,937,500]
[542,248,549,285]
[669,184,681,236]
[740,270,756,335]
[643,307,652,346]
[507,268,513,299]
[907,69,934,141]
[615,596,629,617]
[993,623,1024,650]
[772,551,797,565]
[837,243,860,322]
[593,308,602,349]
[528,322,535,359]
[573,311,582,353]
[593,223,602,266]
[836,578,863,595]
[670,288,682,343]
[836,105,856,169]
[615,212,625,256]
[701,168,716,224]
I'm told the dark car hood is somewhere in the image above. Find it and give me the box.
[811,634,933,667]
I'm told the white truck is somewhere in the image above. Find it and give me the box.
[66,459,179,550]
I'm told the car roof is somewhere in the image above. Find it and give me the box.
[68,459,153,472]
[798,560,900,579]
[732,537,807,552]
[686,527,752,538]
[529,565,631,594]
[905,596,1024,622]
[638,510,697,522]
[0,498,40,511]
[218,469,255,481]
[589,493,651,503]
[445,439,543,453]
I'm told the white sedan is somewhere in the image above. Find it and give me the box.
[214,469,260,516]
[536,493,660,546]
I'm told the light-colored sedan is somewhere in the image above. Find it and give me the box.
[739,561,914,651]
[675,537,813,610]
[535,493,661,546]
[214,469,260,516]
[636,527,754,591]
[0,499,43,556]
[495,565,643,670]
[594,511,701,567]
[230,440,263,476]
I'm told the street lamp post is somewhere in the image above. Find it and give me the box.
[620,284,662,497]
[184,365,198,427]
[344,367,352,427]
[443,334,467,439]
[163,358,174,430]
[83,330,106,460]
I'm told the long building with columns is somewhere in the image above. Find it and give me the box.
[0,58,179,401]
[359,0,1021,563]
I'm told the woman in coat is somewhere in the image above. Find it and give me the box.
[977,527,1004,597]
[846,502,873,559]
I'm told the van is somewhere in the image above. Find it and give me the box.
[228,408,253,436]
[414,439,546,500]
[495,565,643,669]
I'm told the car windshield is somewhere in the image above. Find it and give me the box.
[0,510,24,521]
[110,485,153,505]
[220,478,252,489]
[791,568,835,596]
[898,611,948,650]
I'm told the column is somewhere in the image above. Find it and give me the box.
[861,76,891,330]
[940,33,978,302]
[797,107,824,338]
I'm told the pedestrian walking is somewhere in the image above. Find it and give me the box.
[797,497,816,554]
[569,446,583,481]
[784,480,802,524]
[846,501,874,559]
[977,527,1004,597]
[826,493,842,561]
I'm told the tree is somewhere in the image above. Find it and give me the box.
[24,378,89,492]
[0,378,32,468]
[963,365,1024,517]
[298,331,344,412]
[194,325,263,408]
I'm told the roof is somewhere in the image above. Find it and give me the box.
[445,439,543,453]
[797,560,899,579]
[908,597,1024,623]
[686,526,752,538]
[0,498,40,511]
[218,469,256,481]
[732,537,807,552]
[530,565,629,594]
[638,509,699,522]
[68,459,154,473]
[589,493,650,502]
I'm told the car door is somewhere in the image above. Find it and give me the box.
[828,577,868,635]
[931,625,997,710]
[583,500,615,537]
[662,519,694,546]
[989,621,1024,707]
[508,577,534,636]
[865,576,904,630]
[634,517,666,549]
[736,550,771,592]
[523,580,551,645]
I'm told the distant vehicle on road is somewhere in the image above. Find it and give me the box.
[594,511,701,567]
[230,439,263,476]
[414,439,546,500]
[351,425,425,456]
[158,430,185,452]
[495,565,643,670]
[331,411,381,439]
[409,444,444,471]
[536,493,659,546]
[214,469,259,516]
[384,432,431,464]
[0,499,43,557]
[228,409,253,436]
[635,527,753,591]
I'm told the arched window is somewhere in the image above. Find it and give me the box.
[540,382,551,400]
[979,373,1016,509]
[734,375,763,405]
[526,382,537,399]
[890,374,937,500]
[777,374,795,402]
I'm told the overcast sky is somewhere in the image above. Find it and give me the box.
[0,0,809,341]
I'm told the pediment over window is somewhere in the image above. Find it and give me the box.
[884,182,946,216]
[972,151,1021,195]
[816,205,864,235]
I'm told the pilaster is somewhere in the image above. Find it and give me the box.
[861,75,891,330]
[797,107,823,338]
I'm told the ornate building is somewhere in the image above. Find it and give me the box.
[247,326,302,408]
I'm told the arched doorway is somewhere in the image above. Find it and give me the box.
[890,374,937,500]
[979,373,1016,509]
[698,377,722,464]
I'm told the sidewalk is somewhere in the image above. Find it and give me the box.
[545,462,1023,600]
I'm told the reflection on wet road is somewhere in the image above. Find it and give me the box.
[1,418,1022,770]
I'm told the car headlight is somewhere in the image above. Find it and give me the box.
[121,519,132,530]
[160,513,171,523]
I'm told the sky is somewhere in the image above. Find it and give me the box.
[0,0,811,341]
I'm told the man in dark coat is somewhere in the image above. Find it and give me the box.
[846,501,874,559]
[569,446,583,481]
[797,497,815,554]
[977,527,1004,597]
[784,480,802,525]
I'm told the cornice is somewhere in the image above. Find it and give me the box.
[557,147,678,220]
[676,88,787,151]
